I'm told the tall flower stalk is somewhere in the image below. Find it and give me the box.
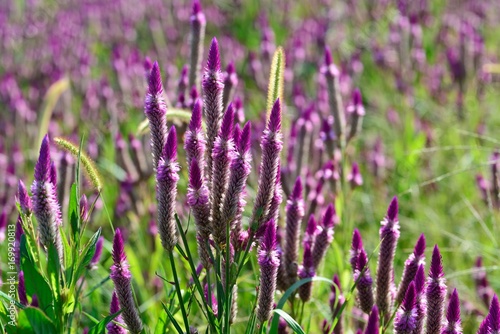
[425,245,447,334]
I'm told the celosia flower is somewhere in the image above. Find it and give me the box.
[31,135,63,261]
[211,104,235,245]
[348,162,363,188]
[474,257,494,308]
[298,242,316,302]
[442,288,462,334]
[187,158,212,268]
[347,88,365,141]
[396,234,426,305]
[110,229,143,333]
[185,99,206,169]
[282,177,304,289]
[144,61,168,171]
[351,229,363,271]
[15,216,24,270]
[487,294,500,333]
[303,214,317,249]
[222,61,238,111]
[106,291,127,334]
[376,196,400,321]
[156,127,180,252]
[203,38,224,188]
[18,271,28,306]
[264,163,283,226]
[0,211,6,242]
[251,99,283,233]
[355,249,374,314]
[221,122,252,249]
[364,306,379,334]
[188,0,206,90]
[413,264,427,334]
[312,203,336,269]
[257,220,280,323]
[394,281,417,334]
[17,180,32,215]
[425,245,446,334]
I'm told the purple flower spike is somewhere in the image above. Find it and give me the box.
[322,47,344,147]
[49,161,57,187]
[222,121,252,249]
[364,306,379,334]
[18,271,28,306]
[15,217,24,270]
[110,229,143,333]
[298,242,316,302]
[414,264,427,334]
[330,274,345,334]
[376,196,400,322]
[312,204,335,269]
[394,281,417,334]
[31,135,63,260]
[0,211,6,242]
[425,245,446,334]
[17,180,32,215]
[303,214,317,249]
[264,163,283,230]
[185,99,206,171]
[442,289,462,334]
[188,0,206,90]
[347,88,366,141]
[145,61,168,171]
[89,237,104,269]
[251,98,283,232]
[203,37,225,190]
[222,61,238,110]
[355,249,374,314]
[351,229,364,271]
[188,159,212,268]
[106,291,127,334]
[396,234,426,304]
[211,105,235,246]
[348,163,363,188]
[474,257,494,308]
[156,127,180,252]
[282,177,305,289]
[488,295,500,333]
[257,220,280,323]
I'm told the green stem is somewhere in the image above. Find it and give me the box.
[168,251,190,334]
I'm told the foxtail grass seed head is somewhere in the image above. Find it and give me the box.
[425,245,447,334]
[156,126,180,252]
[442,288,462,334]
[17,180,32,215]
[106,291,127,334]
[145,61,168,171]
[376,196,400,321]
[257,220,280,323]
[110,229,143,333]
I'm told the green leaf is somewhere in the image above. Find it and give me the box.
[61,230,73,283]
[154,311,169,334]
[272,309,306,334]
[74,228,101,281]
[21,240,56,322]
[161,302,184,334]
[46,244,62,328]
[87,310,122,334]
[16,307,57,334]
[68,183,80,241]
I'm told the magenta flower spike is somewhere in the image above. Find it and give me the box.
[442,289,462,334]
[18,271,28,306]
[185,98,206,170]
[298,242,316,302]
[89,236,104,269]
[156,126,180,252]
[312,203,336,269]
[425,245,447,334]
[351,229,364,271]
[17,180,32,215]
[282,176,304,289]
[210,104,235,246]
[474,257,494,308]
[221,121,252,249]
[177,65,189,108]
[347,162,363,188]
[414,264,427,334]
[355,249,375,314]
[251,99,283,233]
[106,291,127,334]
[144,61,168,171]
[256,220,280,323]
[222,61,238,111]
[487,295,500,333]
[110,229,143,333]
[187,158,212,268]
[203,37,225,189]
[188,0,206,90]
[376,196,400,321]
[396,234,426,304]
[303,214,317,249]
[31,135,63,261]
[15,216,24,270]
[364,305,380,334]
[394,281,417,334]
[347,88,366,141]
[0,211,6,242]
[264,163,283,227]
